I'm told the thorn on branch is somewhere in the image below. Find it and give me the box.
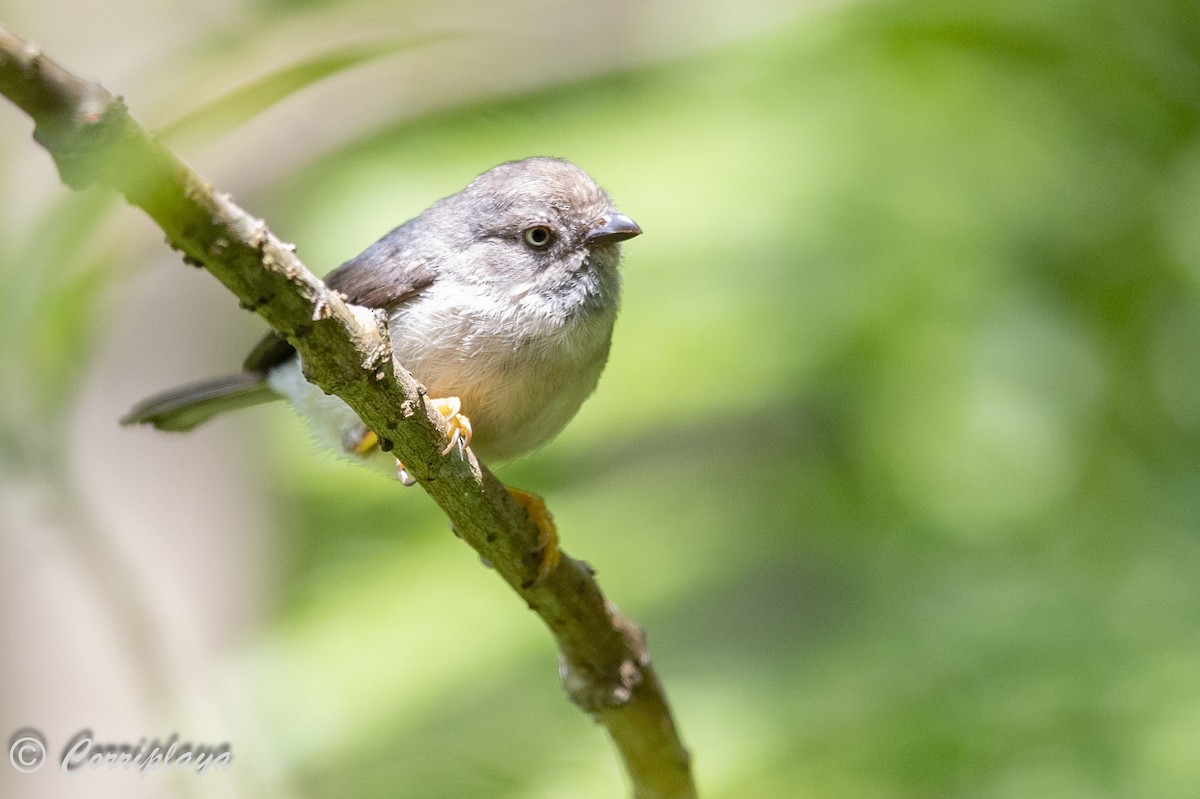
[247,222,268,249]
[559,652,645,713]
[183,177,213,203]
[311,295,332,321]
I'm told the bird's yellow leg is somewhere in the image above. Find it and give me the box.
[429,396,473,456]
[342,398,471,485]
[507,487,560,585]
[342,398,471,459]
[343,429,415,484]
[349,429,379,456]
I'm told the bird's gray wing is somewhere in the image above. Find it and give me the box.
[243,222,437,373]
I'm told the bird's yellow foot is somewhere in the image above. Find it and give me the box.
[346,428,379,456]
[508,487,560,586]
[430,396,473,456]
[344,428,417,484]
[341,399,470,459]
[340,399,470,484]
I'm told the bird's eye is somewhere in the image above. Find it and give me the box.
[523,225,554,249]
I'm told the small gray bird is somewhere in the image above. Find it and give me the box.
[123,158,639,576]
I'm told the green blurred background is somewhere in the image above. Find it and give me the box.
[3,0,1200,797]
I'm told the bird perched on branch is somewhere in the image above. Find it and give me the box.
[123,156,641,581]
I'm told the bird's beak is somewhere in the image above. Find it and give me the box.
[587,212,642,245]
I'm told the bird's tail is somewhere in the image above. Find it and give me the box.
[121,372,278,431]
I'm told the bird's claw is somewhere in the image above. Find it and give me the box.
[507,487,560,586]
[431,396,473,456]
[346,428,379,456]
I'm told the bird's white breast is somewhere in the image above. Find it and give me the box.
[387,281,617,462]
[267,281,617,467]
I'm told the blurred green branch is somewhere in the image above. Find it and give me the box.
[157,36,445,147]
[0,24,695,799]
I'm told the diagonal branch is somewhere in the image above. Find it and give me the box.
[0,24,695,799]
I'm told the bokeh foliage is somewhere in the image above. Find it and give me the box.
[6,0,1200,796]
